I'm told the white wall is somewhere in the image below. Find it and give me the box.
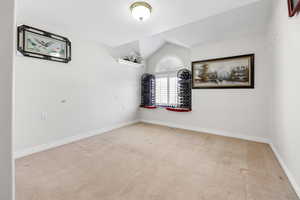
[140,34,271,142]
[0,0,14,199]
[268,0,300,195]
[14,29,143,153]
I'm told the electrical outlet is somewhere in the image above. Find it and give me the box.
[41,112,47,121]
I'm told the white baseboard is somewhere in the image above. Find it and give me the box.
[270,143,300,198]
[14,120,139,159]
[140,119,269,144]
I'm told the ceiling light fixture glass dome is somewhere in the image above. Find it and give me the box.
[130,1,152,21]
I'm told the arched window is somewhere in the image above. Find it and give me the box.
[155,68,192,112]
[140,74,156,108]
[140,68,191,112]
[155,56,184,73]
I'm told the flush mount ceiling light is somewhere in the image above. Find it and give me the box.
[130,1,152,21]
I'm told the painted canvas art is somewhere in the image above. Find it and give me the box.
[17,25,71,63]
[25,32,67,59]
[192,54,254,89]
[288,0,300,17]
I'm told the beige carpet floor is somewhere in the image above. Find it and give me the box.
[16,122,299,200]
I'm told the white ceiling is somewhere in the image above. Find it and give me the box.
[108,0,272,60]
[17,0,263,47]
[158,0,272,47]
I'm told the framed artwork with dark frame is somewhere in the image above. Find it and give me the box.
[288,0,300,17]
[192,54,255,89]
[17,25,71,63]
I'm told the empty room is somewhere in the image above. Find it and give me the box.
[0,0,300,199]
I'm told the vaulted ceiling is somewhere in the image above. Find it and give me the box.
[157,0,272,48]
[17,0,266,47]
[108,0,272,59]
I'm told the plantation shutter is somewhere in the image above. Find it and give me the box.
[155,76,168,106]
[169,76,178,107]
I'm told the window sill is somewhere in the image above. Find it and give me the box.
[140,106,157,109]
[140,106,192,112]
[166,108,192,112]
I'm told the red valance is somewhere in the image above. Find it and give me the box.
[140,106,157,109]
[166,108,192,112]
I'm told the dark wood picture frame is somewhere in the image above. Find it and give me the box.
[192,54,255,89]
[17,25,71,63]
[288,0,300,17]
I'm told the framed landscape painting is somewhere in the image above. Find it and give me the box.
[288,0,300,17]
[192,54,254,89]
[17,25,71,63]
